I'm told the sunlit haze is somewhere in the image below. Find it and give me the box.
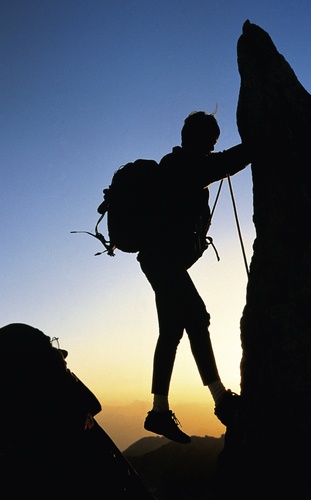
[1,0,310,451]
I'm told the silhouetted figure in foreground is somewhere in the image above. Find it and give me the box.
[139,111,251,443]
[0,323,152,498]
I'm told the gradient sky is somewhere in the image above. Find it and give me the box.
[1,0,311,447]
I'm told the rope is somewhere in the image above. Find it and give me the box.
[226,174,250,278]
[210,179,224,220]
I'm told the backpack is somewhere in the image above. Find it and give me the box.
[72,159,159,256]
[71,158,221,261]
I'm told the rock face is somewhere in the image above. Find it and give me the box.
[0,323,153,499]
[216,21,311,498]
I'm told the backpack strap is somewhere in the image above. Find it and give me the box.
[205,236,220,261]
[70,200,115,257]
[93,213,115,256]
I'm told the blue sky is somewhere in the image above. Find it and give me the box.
[1,0,311,446]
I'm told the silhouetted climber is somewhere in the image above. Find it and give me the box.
[0,323,153,498]
[139,111,251,443]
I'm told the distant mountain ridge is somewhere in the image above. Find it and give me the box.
[124,434,225,499]
[124,435,171,456]
[96,400,224,452]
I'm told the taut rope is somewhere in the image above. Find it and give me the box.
[226,174,250,278]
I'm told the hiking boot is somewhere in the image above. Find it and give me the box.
[144,410,191,444]
[214,389,241,426]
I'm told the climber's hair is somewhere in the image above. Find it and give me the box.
[181,109,220,148]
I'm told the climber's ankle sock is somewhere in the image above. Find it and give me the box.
[208,380,226,406]
[152,394,169,412]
